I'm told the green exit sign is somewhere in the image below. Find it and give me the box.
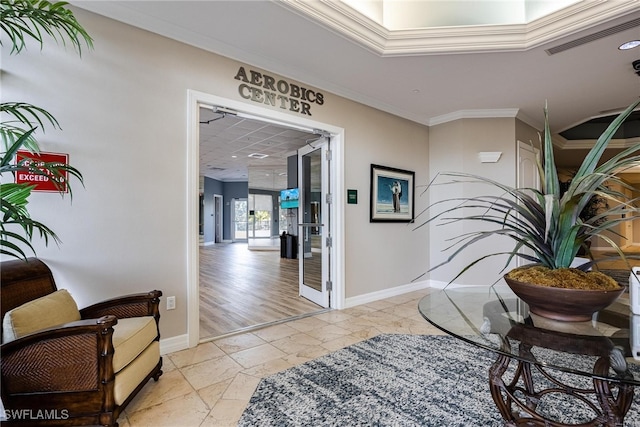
[347,189,357,204]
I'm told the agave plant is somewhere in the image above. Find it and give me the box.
[0,0,91,259]
[418,98,640,283]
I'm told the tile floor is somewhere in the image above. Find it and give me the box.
[116,289,443,426]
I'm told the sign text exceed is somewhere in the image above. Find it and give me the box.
[15,150,69,193]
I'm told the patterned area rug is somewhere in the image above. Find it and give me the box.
[239,334,640,427]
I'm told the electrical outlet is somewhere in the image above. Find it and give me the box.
[166,296,176,310]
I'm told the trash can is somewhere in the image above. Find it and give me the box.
[280,232,287,258]
[287,234,297,259]
[280,232,297,259]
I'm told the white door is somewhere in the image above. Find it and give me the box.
[517,141,541,267]
[298,138,330,307]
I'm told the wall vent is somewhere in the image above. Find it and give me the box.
[546,17,640,55]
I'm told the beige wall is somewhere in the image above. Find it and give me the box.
[515,118,542,152]
[338,107,431,297]
[1,8,429,341]
[428,117,518,285]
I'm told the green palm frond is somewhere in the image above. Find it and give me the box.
[1,182,62,259]
[0,128,36,171]
[0,102,60,152]
[1,0,89,259]
[0,102,59,128]
[0,0,93,54]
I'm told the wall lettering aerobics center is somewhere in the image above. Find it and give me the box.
[234,66,324,116]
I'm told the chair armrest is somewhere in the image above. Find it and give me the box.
[80,290,162,321]
[1,316,117,396]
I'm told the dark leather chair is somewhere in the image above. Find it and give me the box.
[1,258,163,426]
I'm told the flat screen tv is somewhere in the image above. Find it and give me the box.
[281,188,299,209]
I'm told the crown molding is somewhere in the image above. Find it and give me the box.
[553,135,640,150]
[278,0,640,56]
[514,110,543,132]
[428,108,520,126]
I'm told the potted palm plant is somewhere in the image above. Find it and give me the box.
[419,98,640,321]
[1,0,91,260]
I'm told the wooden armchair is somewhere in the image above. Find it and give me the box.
[1,258,163,426]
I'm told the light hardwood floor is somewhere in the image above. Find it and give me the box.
[197,243,636,340]
[199,243,323,340]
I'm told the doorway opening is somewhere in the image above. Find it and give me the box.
[188,90,344,347]
[231,198,248,242]
[247,193,276,249]
[214,194,223,243]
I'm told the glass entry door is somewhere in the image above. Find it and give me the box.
[231,198,247,242]
[298,138,330,308]
[248,194,273,239]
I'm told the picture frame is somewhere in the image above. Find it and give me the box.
[370,164,415,222]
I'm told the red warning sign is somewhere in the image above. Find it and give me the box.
[15,150,69,193]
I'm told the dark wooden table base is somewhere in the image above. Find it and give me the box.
[488,353,635,427]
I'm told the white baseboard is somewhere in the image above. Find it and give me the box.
[428,279,452,289]
[345,280,431,308]
[160,333,189,355]
[429,280,479,290]
[204,241,215,246]
[162,280,470,353]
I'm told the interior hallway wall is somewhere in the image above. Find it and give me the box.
[428,117,518,286]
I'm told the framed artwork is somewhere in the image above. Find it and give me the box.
[370,164,415,222]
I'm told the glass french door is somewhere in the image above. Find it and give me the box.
[248,194,273,238]
[298,138,330,308]
[231,198,248,242]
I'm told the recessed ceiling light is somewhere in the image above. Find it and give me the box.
[619,40,640,50]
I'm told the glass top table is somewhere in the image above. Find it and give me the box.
[418,284,640,426]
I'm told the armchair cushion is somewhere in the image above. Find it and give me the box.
[112,316,158,373]
[2,289,80,343]
[115,341,160,405]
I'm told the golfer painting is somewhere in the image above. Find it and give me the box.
[390,181,402,212]
[370,164,415,222]
[376,176,408,214]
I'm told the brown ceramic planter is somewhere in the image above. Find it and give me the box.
[504,275,625,322]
